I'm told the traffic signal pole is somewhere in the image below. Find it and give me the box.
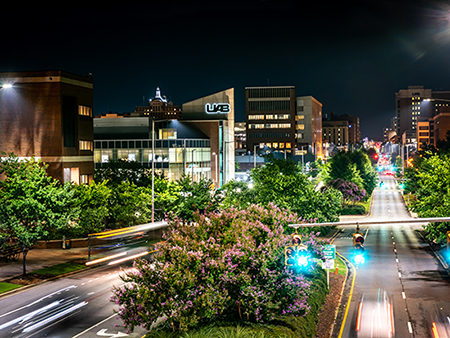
[288,217,450,229]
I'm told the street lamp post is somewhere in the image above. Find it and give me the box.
[253,144,259,169]
[191,148,196,183]
[212,152,218,187]
[152,119,155,223]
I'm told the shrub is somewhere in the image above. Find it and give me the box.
[111,204,328,333]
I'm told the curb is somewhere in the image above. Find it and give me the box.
[0,259,93,299]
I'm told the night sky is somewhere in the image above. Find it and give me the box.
[2,0,450,140]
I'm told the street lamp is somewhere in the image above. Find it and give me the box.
[253,144,259,169]
[191,148,196,183]
[1,83,13,89]
[212,152,218,188]
[151,119,174,223]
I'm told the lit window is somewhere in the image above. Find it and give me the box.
[79,140,93,151]
[296,124,305,130]
[78,105,92,117]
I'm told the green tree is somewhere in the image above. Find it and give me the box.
[94,159,155,187]
[410,154,450,246]
[349,150,378,197]
[0,153,78,275]
[69,180,111,237]
[152,176,182,221]
[228,155,342,223]
[169,175,222,222]
[323,151,364,189]
[106,182,152,228]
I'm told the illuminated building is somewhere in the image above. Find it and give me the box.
[245,86,323,159]
[0,70,94,184]
[94,88,235,187]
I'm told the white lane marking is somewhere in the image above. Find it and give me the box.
[396,259,399,263]
[72,312,117,338]
[398,272,402,278]
[394,249,397,252]
[402,292,406,299]
[364,228,369,239]
[0,285,77,319]
[408,322,413,333]
[393,242,395,245]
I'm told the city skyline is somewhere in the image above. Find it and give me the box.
[1,0,450,140]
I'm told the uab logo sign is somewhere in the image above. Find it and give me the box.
[205,103,231,114]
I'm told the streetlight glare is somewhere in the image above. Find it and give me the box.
[2,83,12,89]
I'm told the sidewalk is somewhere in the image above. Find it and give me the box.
[0,247,89,282]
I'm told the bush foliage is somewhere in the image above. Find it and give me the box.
[111,204,328,333]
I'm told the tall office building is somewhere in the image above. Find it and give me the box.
[245,86,322,158]
[0,70,94,184]
[395,86,450,143]
[322,112,360,147]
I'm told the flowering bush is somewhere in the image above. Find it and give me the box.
[322,178,366,205]
[110,204,328,332]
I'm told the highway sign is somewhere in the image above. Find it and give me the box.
[324,244,336,260]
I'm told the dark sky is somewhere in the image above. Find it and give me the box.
[2,0,450,140]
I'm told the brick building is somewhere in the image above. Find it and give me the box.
[0,70,94,183]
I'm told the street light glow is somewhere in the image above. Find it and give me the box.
[2,83,12,89]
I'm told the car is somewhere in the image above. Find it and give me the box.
[431,302,450,338]
[356,288,395,337]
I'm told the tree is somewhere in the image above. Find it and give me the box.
[169,175,222,222]
[410,154,450,246]
[106,182,152,228]
[94,159,155,187]
[111,204,326,332]
[323,151,364,189]
[68,180,111,237]
[322,178,366,206]
[0,153,78,275]
[349,150,378,197]
[224,155,342,223]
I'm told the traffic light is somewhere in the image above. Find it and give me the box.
[374,153,379,160]
[447,231,450,252]
[353,233,365,264]
[297,245,310,267]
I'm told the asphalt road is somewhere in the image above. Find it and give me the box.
[335,174,450,338]
[0,260,148,338]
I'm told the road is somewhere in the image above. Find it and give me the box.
[335,174,450,338]
[0,260,147,338]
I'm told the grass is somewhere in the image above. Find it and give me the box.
[334,256,346,276]
[0,282,22,293]
[340,196,372,216]
[31,262,87,275]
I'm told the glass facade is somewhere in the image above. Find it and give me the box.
[94,138,211,182]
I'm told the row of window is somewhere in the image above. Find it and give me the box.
[248,114,291,120]
[248,100,291,111]
[258,142,292,149]
[247,87,291,99]
[248,132,291,138]
[249,123,291,129]
[95,139,210,149]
